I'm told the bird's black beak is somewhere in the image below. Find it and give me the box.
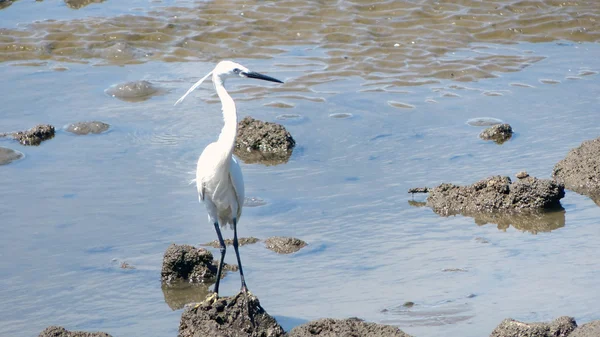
[242,71,283,84]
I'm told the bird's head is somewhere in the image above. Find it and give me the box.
[214,60,283,84]
[174,60,283,105]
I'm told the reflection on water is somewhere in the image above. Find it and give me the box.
[382,298,475,327]
[162,282,211,311]
[472,209,566,234]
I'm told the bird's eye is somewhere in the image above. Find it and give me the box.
[233,68,241,74]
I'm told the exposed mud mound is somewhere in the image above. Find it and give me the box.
[234,117,295,166]
[426,175,564,215]
[570,320,600,337]
[264,236,307,254]
[479,123,513,144]
[12,124,55,146]
[490,316,576,337]
[105,80,161,102]
[553,137,600,206]
[178,292,285,337]
[288,317,413,337]
[161,243,236,284]
[0,147,24,165]
[65,121,110,135]
[39,326,112,337]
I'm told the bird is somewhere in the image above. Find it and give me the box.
[174,61,283,297]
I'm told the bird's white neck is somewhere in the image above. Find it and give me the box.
[213,75,237,158]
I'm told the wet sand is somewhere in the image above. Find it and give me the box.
[1,1,600,337]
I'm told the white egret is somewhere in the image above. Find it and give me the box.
[174,61,283,296]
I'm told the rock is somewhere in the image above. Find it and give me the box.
[489,316,576,337]
[161,243,235,284]
[65,121,110,135]
[516,171,529,179]
[12,124,55,146]
[178,292,285,337]
[264,236,307,254]
[479,123,513,144]
[553,137,600,205]
[569,320,600,337]
[105,80,160,102]
[38,326,112,337]
[203,237,260,248]
[288,317,413,337]
[0,147,24,165]
[234,117,295,166]
[408,187,429,194]
[426,175,564,215]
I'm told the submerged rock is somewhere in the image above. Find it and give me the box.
[0,147,24,165]
[65,121,110,135]
[12,124,55,146]
[203,237,260,248]
[178,292,285,337]
[105,80,160,102]
[264,236,307,254]
[427,175,564,215]
[553,136,600,206]
[234,117,295,166]
[288,318,413,337]
[479,123,513,144]
[39,326,112,337]
[489,316,576,337]
[161,243,235,284]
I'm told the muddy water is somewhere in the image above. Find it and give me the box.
[1,1,600,337]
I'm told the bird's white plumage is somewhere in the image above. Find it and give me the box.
[175,60,282,295]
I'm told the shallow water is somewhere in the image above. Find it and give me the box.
[1,1,600,337]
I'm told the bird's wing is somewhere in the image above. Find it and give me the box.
[229,156,245,219]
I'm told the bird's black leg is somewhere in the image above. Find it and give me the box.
[213,222,226,295]
[232,217,253,324]
[232,217,248,292]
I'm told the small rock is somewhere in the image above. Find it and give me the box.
[12,124,55,146]
[234,116,295,166]
[202,237,260,248]
[288,317,413,337]
[120,262,135,269]
[408,187,429,194]
[0,147,24,165]
[426,175,564,215]
[161,243,234,284]
[178,292,285,337]
[489,316,576,337]
[403,301,415,308]
[442,268,467,272]
[479,123,513,144]
[553,136,600,206]
[65,121,110,135]
[264,236,307,254]
[570,319,600,337]
[38,326,112,337]
[516,171,529,179]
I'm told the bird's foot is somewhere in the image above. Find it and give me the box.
[200,292,218,307]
